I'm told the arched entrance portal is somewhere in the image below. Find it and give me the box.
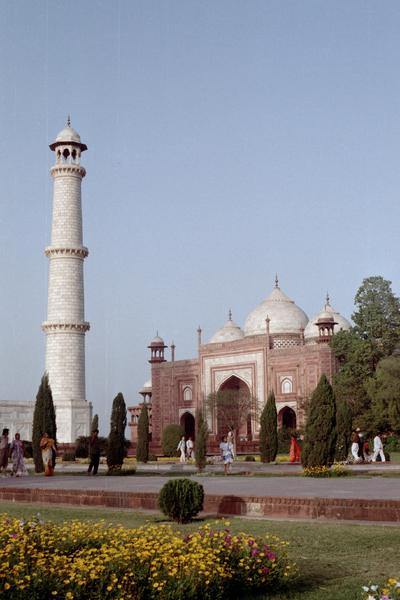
[217,376,252,441]
[278,406,297,430]
[180,412,195,440]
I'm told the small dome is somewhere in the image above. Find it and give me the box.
[304,300,351,341]
[150,334,165,346]
[143,379,152,389]
[55,124,81,144]
[244,284,309,337]
[317,310,334,322]
[209,310,245,343]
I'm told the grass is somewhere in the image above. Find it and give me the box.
[0,502,398,600]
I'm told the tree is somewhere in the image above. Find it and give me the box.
[365,349,400,435]
[205,389,258,454]
[330,277,400,420]
[195,408,209,473]
[335,400,353,461]
[136,401,149,463]
[32,373,57,473]
[259,390,278,463]
[301,373,337,468]
[107,392,127,468]
[91,414,99,433]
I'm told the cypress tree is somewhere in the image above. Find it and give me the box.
[301,373,337,468]
[91,414,99,433]
[32,373,57,473]
[195,408,208,473]
[259,390,278,463]
[107,392,127,467]
[335,400,353,461]
[136,401,149,463]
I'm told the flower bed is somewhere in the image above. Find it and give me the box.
[302,463,352,478]
[361,577,400,599]
[0,514,297,599]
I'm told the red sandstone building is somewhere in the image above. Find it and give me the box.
[128,280,350,454]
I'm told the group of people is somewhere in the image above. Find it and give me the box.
[0,428,58,478]
[351,428,386,463]
[176,436,195,462]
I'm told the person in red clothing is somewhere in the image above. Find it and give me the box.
[289,435,301,462]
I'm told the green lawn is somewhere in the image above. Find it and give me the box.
[0,502,398,600]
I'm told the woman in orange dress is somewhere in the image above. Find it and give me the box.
[289,435,301,463]
[40,432,55,476]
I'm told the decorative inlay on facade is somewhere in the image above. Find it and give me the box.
[276,401,297,412]
[215,368,252,389]
[42,322,90,333]
[179,407,196,419]
[45,246,89,258]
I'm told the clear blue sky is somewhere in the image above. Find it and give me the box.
[1,1,400,435]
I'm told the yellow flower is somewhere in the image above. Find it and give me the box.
[4,583,10,590]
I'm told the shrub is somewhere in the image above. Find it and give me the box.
[61,452,75,462]
[335,400,352,461]
[385,436,400,453]
[148,453,157,461]
[75,435,89,458]
[107,392,127,468]
[22,441,33,458]
[157,478,204,523]
[136,402,149,463]
[259,390,278,463]
[245,455,256,461]
[106,466,136,476]
[301,373,337,468]
[195,408,208,473]
[161,424,186,457]
[376,450,391,462]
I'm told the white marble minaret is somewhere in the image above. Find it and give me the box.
[42,119,92,442]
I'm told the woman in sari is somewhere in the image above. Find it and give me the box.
[10,433,29,477]
[40,432,55,476]
[289,435,301,463]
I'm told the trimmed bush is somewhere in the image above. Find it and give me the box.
[61,452,75,462]
[195,408,208,473]
[259,390,278,463]
[106,466,136,476]
[245,455,256,461]
[301,373,337,468]
[136,402,149,463]
[148,454,157,462]
[161,424,186,457]
[157,478,204,523]
[335,400,352,461]
[107,392,127,468]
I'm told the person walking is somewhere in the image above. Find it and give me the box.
[40,432,56,476]
[0,429,9,478]
[289,435,301,463]
[10,433,29,477]
[220,435,234,475]
[357,428,365,462]
[87,429,101,475]
[186,436,194,460]
[350,429,360,462]
[177,436,186,462]
[372,433,386,462]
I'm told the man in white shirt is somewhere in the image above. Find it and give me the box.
[372,433,386,462]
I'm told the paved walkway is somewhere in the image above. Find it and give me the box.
[0,464,399,501]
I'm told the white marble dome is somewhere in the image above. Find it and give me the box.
[143,379,152,390]
[244,285,309,337]
[150,334,165,346]
[55,124,82,144]
[304,299,351,341]
[209,311,245,343]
